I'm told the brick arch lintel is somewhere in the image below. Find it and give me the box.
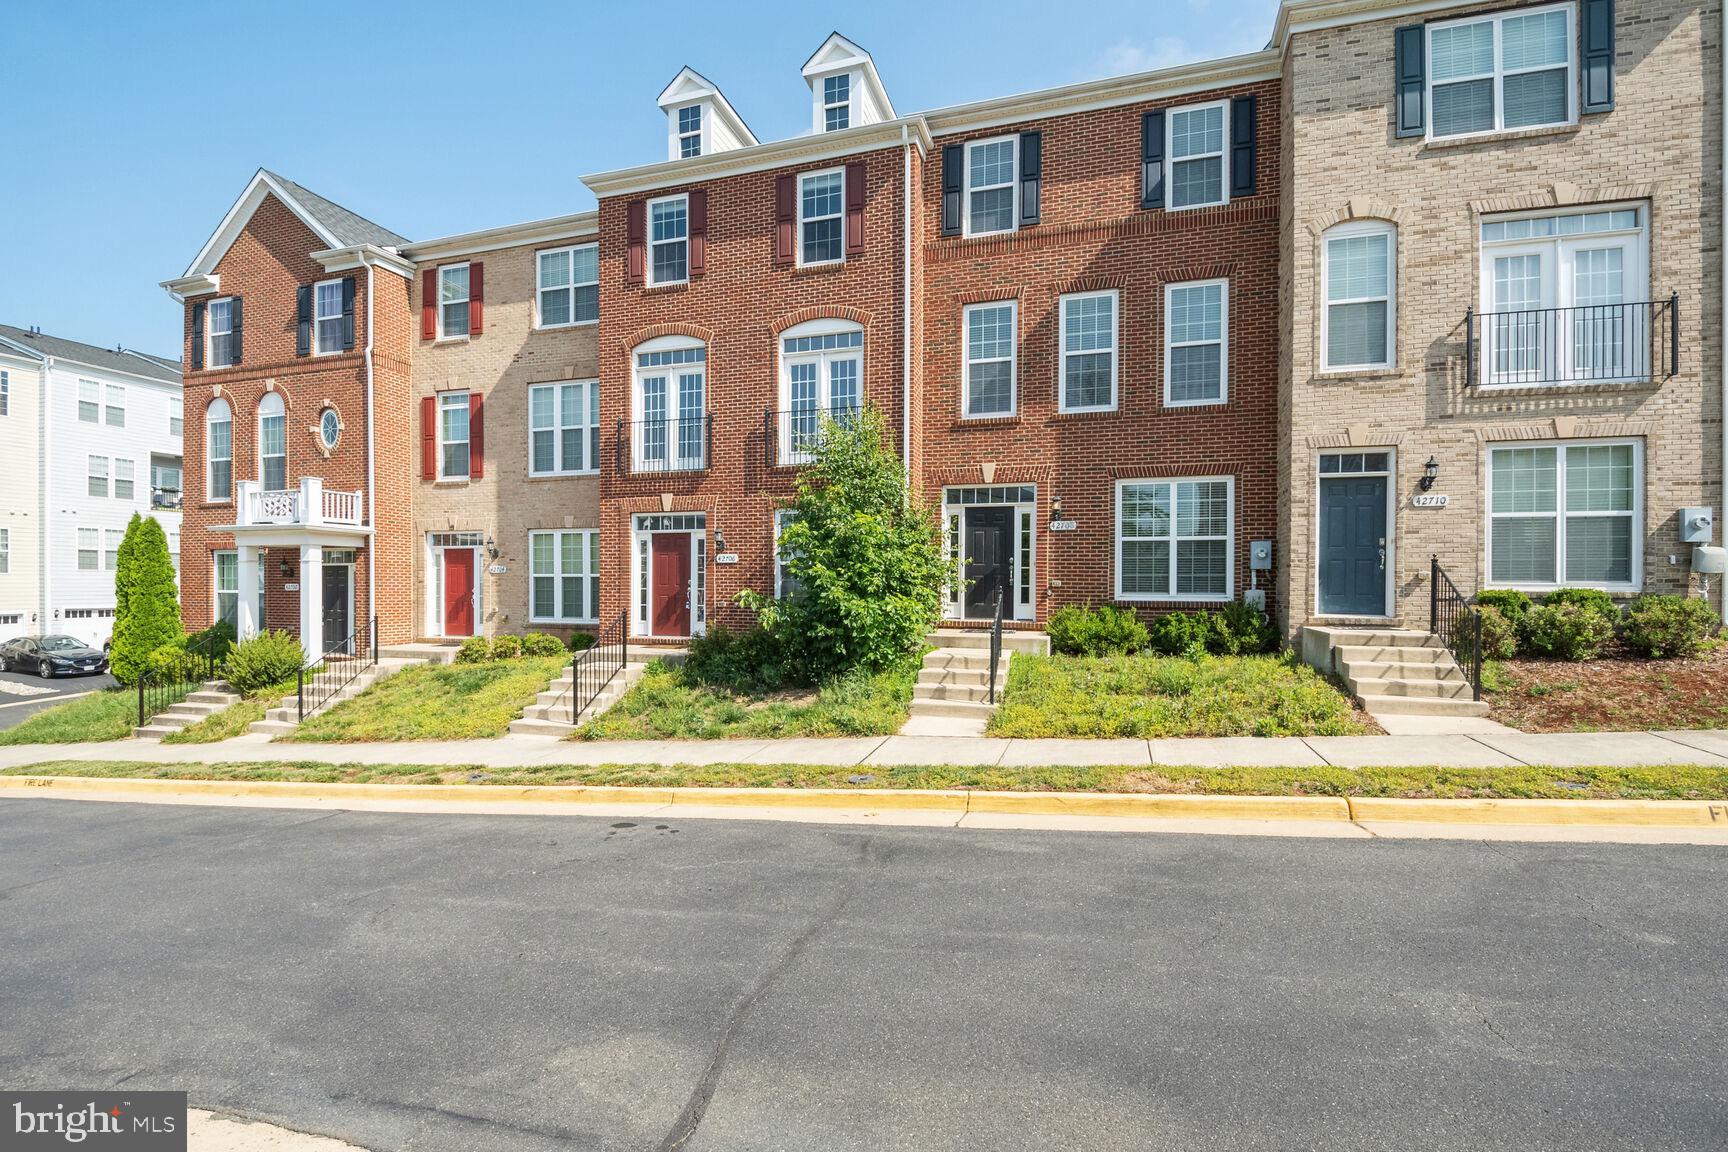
[1305,195,1405,238]
[1470,182,1653,218]
[618,321,715,354]
[770,305,874,335]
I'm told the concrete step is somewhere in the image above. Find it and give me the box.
[131,724,180,740]
[922,650,995,670]
[381,643,460,665]
[1340,661,1463,683]
[1348,674,1474,700]
[925,629,1049,655]
[1310,628,1441,649]
[185,690,240,706]
[248,719,298,735]
[1335,644,1454,666]
[917,667,997,687]
[913,682,1001,704]
[1356,694,1491,718]
[906,698,997,720]
[507,716,577,736]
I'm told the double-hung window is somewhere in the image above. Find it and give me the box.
[77,528,99,571]
[780,323,862,463]
[87,455,108,498]
[1167,101,1228,210]
[529,380,600,476]
[258,392,286,490]
[648,195,689,285]
[1323,222,1396,371]
[963,302,1017,417]
[170,415,183,437]
[537,244,599,327]
[78,380,99,422]
[314,279,344,354]
[1060,291,1118,413]
[1116,477,1234,601]
[633,341,706,472]
[114,459,134,501]
[438,392,470,480]
[0,528,7,573]
[1488,440,1640,590]
[963,136,1017,237]
[1164,280,1228,405]
[438,265,470,339]
[0,370,8,416]
[104,384,125,427]
[1428,4,1575,139]
[104,529,122,571]
[823,74,850,131]
[775,510,803,599]
[214,551,238,628]
[677,105,703,158]
[529,529,599,623]
[206,398,232,501]
[207,298,236,367]
[798,169,845,265]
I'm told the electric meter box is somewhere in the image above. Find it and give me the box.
[1249,540,1273,571]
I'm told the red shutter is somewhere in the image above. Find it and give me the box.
[421,269,437,340]
[468,262,484,336]
[845,163,866,256]
[420,396,436,480]
[626,200,646,285]
[468,392,485,479]
[688,190,707,278]
[774,175,795,266]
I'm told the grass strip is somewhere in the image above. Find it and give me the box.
[282,656,569,742]
[0,689,140,745]
[161,678,299,744]
[577,659,915,740]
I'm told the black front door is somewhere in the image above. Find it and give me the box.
[322,564,353,654]
[1318,476,1388,616]
[963,507,1014,619]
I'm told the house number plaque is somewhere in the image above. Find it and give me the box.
[1049,520,1078,532]
[1412,494,1449,509]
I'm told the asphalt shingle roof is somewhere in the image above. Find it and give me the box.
[0,324,181,384]
[262,169,410,250]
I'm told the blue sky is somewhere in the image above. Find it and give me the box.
[0,0,1276,359]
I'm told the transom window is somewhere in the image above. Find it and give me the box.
[530,529,599,623]
[1168,101,1228,210]
[105,384,125,427]
[258,392,286,490]
[529,380,600,476]
[1488,440,1640,590]
[78,380,99,422]
[1117,477,1234,601]
[314,279,344,354]
[963,136,1017,237]
[780,323,862,463]
[214,551,238,628]
[206,398,232,501]
[963,302,1017,417]
[207,298,237,367]
[648,195,689,285]
[633,341,706,471]
[1323,222,1396,371]
[799,169,845,265]
[438,392,470,480]
[438,265,470,339]
[823,74,851,131]
[677,105,703,158]
[537,244,599,327]
[1165,280,1228,405]
[1060,291,1118,413]
[1318,452,1391,474]
[1429,3,1575,139]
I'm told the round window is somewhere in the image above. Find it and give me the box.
[319,408,341,452]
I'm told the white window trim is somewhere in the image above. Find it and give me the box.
[962,300,1018,419]
[437,391,471,482]
[0,369,8,417]
[628,512,709,638]
[1058,290,1120,414]
[104,383,125,427]
[114,459,135,502]
[77,528,100,571]
[87,455,109,498]
[675,103,704,159]
[1483,437,1643,593]
[774,510,800,600]
[631,335,707,473]
[206,398,233,504]
[258,392,287,490]
[528,529,600,624]
[937,488,1039,622]
[822,74,852,132]
[1114,476,1237,603]
[436,263,471,341]
[213,550,239,627]
[313,277,344,356]
[78,379,100,423]
[1163,279,1230,408]
[1321,221,1397,373]
[527,379,600,477]
[1425,1,1578,142]
[1166,98,1231,213]
[535,243,600,330]
[797,167,847,268]
[962,134,1019,239]
[0,528,8,574]
[778,319,864,464]
[646,194,690,287]
[206,297,236,368]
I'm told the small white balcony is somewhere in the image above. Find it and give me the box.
[233,477,365,529]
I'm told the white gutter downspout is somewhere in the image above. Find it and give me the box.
[1719,11,1726,624]
[39,354,53,633]
[362,257,378,636]
[901,122,913,495]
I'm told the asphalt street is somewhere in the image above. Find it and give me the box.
[0,798,1723,1151]
[0,667,115,730]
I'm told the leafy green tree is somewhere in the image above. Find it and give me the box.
[746,409,946,680]
[109,513,182,685]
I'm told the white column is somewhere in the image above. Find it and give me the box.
[300,475,324,527]
[299,543,325,660]
[236,543,262,639]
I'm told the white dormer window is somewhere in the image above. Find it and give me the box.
[677,105,703,158]
[823,74,851,131]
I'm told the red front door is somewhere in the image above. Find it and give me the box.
[443,548,476,637]
[650,533,691,636]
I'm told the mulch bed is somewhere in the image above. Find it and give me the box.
[1484,643,1728,732]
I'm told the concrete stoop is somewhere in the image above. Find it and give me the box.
[380,642,461,665]
[248,657,425,736]
[132,681,242,740]
[508,648,688,736]
[902,630,1048,737]
[1303,626,1491,723]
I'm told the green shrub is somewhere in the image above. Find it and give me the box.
[1148,611,1214,657]
[1621,594,1718,658]
[1520,602,1613,661]
[686,623,790,692]
[1475,588,1533,624]
[521,631,567,657]
[1209,602,1279,655]
[144,639,203,684]
[568,632,597,653]
[490,634,523,660]
[109,514,182,686]
[226,630,306,694]
[1047,604,1149,656]
[454,636,492,664]
[1476,605,1519,661]
[1541,587,1620,621]
[186,620,238,664]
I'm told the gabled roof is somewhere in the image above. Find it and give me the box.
[656,66,759,146]
[802,31,896,120]
[0,324,181,384]
[261,170,410,250]
[178,168,408,281]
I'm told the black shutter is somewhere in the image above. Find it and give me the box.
[1580,0,1615,113]
[941,144,963,236]
[229,297,243,365]
[295,285,312,356]
[341,276,357,350]
[1018,131,1042,226]
[190,302,205,370]
[1140,109,1165,209]
[1394,25,1426,138]
[1229,96,1257,197]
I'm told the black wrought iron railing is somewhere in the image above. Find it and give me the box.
[616,413,711,474]
[1430,556,1482,702]
[297,615,377,722]
[763,404,862,468]
[549,610,628,726]
[1465,295,1677,387]
[136,631,225,729]
[987,587,1005,705]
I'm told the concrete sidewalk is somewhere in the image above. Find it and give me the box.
[4,727,1728,770]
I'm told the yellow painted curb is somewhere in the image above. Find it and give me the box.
[967,791,1352,821]
[0,775,681,807]
[665,787,969,811]
[1349,796,1728,827]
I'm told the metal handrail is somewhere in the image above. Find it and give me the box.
[987,588,1005,705]
[1465,294,1677,387]
[1429,556,1482,701]
[297,615,378,722]
[549,610,628,726]
[136,631,225,728]
[763,404,863,468]
[616,413,711,474]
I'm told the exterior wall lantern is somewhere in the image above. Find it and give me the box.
[1419,457,1439,491]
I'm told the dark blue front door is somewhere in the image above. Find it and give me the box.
[1318,476,1387,616]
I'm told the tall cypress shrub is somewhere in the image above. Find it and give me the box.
[109,514,182,685]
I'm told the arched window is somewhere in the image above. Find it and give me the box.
[778,318,862,464]
[206,397,233,501]
[258,391,286,490]
[1321,220,1396,372]
[630,335,706,472]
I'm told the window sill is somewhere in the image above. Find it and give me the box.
[1420,121,1580,151]
[792,260,848,275]
[1164,397,1230,410]
[954,413,1020,427]
[1315,367,1402,383]
[530,619,600,627]
[959,228,1020,242]
[644,281,689,294]
[1473,378,1656,397]
[1051,408,1119,421]
[433,478,472,487]
[1113,595,1234,606]
[432,337,471,346]
[526,471,600,481]
[535,320,599,332]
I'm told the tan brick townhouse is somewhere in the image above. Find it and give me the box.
[161,0,1723,659]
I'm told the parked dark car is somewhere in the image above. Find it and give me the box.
[0,635,110,678]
